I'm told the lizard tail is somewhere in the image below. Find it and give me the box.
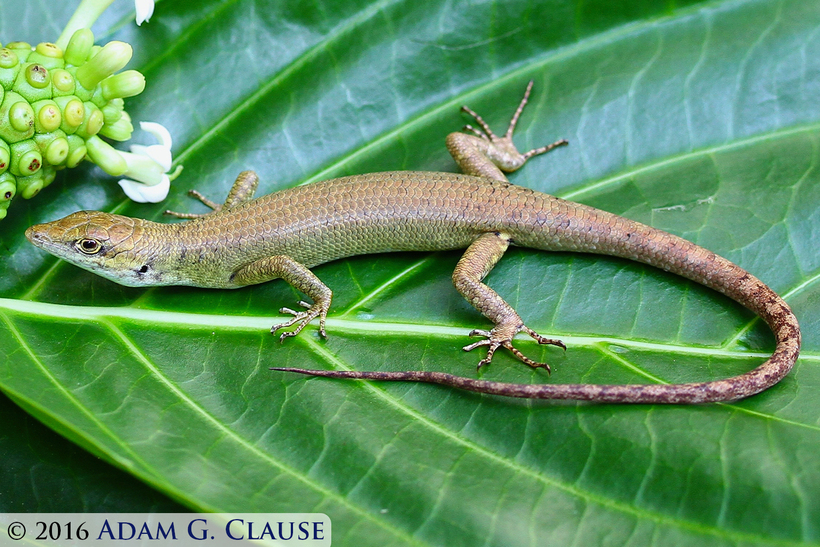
[272,279,798,403]
[271,284,798,402]
[272,211,801,404]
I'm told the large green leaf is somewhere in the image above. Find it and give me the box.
[1,0,819,544]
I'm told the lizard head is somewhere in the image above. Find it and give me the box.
[26,210,164,287]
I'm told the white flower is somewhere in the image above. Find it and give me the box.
[117,122,181,203]
[134,0,154,25]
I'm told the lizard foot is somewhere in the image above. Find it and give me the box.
[271,300,329,342]
[164,190,223,219]
[165,171,259,218]
[460,81,568,172]
[463,324,565,372]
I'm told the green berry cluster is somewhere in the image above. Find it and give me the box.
[0,29,145,219]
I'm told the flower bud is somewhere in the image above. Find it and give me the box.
[50,68,75,95]
[0,139,9,173]
[75,41,132,89]
[101,101,123,124]
[0,172,16,202]
[5,42,31,64]
[0,48,18,69]
[17,171,44,199]
[0,171,15,220]
[34,130,69,165]
[75,101,104,138]
[71,72,95,102]
[42,164,57,187]
[85,135,126,175]
[8,100,34,132]
[0,92,34,142]
[13,64,52,102]
[65,134,87,168]
[101,70,145,100]
[35,42,63,58]
[32,99,62,133]
[9,139,42,177]
[0,50,20,90]
[45,138,68,166]
[98,111,133,141]
[64,29,94,67]
[90,84,107,108]
[25,64,49,88]
[28,42,65,70]
[53,95,84,133]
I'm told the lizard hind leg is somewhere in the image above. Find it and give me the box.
[454,232,565,371]
[446,81,568,180]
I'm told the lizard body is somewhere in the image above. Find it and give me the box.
[26,83,800,404]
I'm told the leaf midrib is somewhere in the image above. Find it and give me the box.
[1,296,816,410]
[0,296,775,355]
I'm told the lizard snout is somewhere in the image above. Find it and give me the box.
[25,224,52,248]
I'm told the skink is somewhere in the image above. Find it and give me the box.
[26,82,800,403]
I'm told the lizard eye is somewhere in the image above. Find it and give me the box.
[77,238,103,255]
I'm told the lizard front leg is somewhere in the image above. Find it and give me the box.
[454,232,565,370]
[165,170,260,218]
[231,255,332,341]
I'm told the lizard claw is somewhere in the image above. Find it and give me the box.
[462,324,562,372]
[271,301,329,342]
[522,326,566,351]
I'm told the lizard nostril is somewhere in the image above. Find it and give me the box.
[24,226,49,245]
